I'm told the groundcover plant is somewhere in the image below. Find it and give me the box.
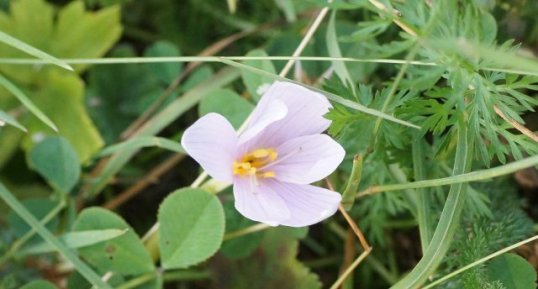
[0,0,537,288]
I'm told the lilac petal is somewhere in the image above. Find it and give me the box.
[249,81,333,147]
[269,134,345,184]
[263,180,341,227]
[181,113,237,182]
[233,177,290,226]
[238,98,287,144]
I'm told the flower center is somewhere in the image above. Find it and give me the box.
[233,148,277,178]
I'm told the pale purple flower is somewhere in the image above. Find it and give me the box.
[181,81,345,227]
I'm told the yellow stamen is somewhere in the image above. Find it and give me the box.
[232,148,277,179]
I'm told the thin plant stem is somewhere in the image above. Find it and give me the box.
[422,234,538,289]
[223,223,270,240]
[329,249,372,289]
[357,154,538,198]
[279,4,332,77]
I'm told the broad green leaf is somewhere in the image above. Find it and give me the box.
[73,207,155,275]
[240,49,277,101]
[158,188,225,269]
[8,198,59,239]
[0,0,121,82]
[198,89,254,129]
[98,136,184,157]
[0,183,112,289]
[0,74,57,132]
[144,41,183,84]
[22,71,104,163]
[29,136,80,194]
[21,229,126,255]
[20,280,58,289]
[0,109,26,132]
[487,253,537,289]
[210,227,321,289]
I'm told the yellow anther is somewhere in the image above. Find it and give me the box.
[259,171,276,178]
[232,148,278,178]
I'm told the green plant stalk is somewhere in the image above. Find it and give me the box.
[0,182,112,289]
[162,269,211,281]
[391,120,473,289]
[341,155,363,211]
[85,67,241,197]
[116,272,157,289]
[357,154,538,196]
[413,138,433,252]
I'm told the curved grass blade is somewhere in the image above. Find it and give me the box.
[0,109,27,132]
[218,58,420,129]
[391,120,473,289]
[0,182,112,289]
[98,137,184,157]
[0,75,58,132]
[0,30,72,71]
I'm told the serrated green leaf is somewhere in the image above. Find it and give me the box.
[22,71,104,163]
[21,229,126,255]
[73,208,155,275]
[487,253,537,289]
[198,89,254,129]
[144,41,182,84]
[0,0,121,82]
[240,49,277,101]
[29,136,80,194]
[20,280,58,289]
[158,188,225,269]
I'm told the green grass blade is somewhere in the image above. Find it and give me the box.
[85,67,240,198]
[326,10,355,94]
[21,229,127,255]
[359,154,538,196]
[413,138,433,252]
[0,182,112,289]
[0,30,72,71]
[0,109,27,132]
[219,58,421,129]
[0,74,58,132]
[98,137,184,157]
[391,120,473,289]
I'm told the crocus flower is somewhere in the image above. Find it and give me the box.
[181,81,345,227]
